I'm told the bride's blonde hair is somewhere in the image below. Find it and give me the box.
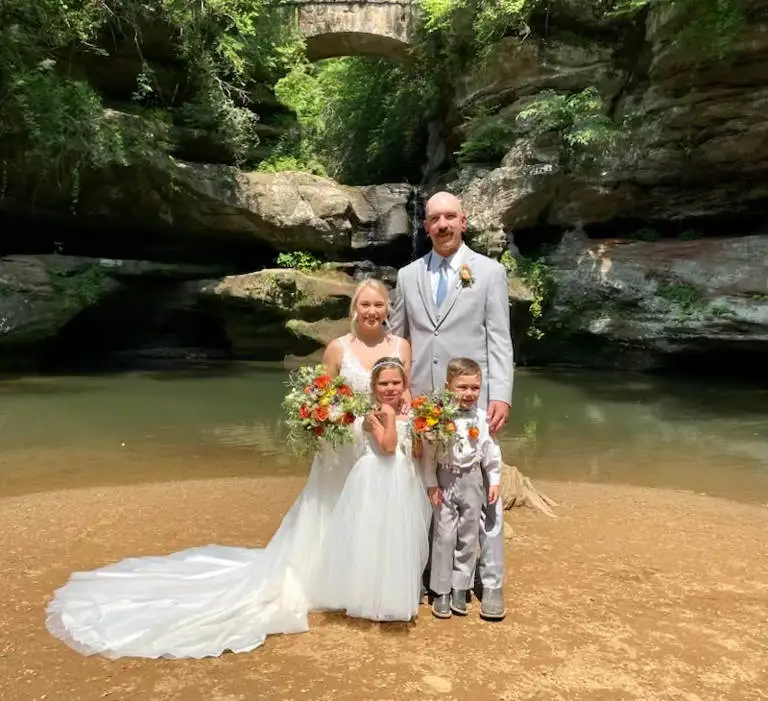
[349,278,391,336]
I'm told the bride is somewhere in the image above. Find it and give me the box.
[45,278,412,659]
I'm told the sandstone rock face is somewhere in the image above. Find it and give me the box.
[452,1,768,241]
[0,255,235,369]
[184,268,358,358]
[111,163,412,255]
[4,156,412,258]
[0,256,119,368]
[536,233,768,369]
[454,35,624,114]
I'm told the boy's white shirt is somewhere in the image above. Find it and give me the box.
[421,407,502,489]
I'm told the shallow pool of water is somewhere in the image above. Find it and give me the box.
[1,364,767,502]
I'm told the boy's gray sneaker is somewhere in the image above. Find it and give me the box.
[479,588,506,621]
[450,589,468,616]
[431,594,451,619]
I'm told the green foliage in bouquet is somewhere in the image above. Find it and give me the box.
[282,365,372,455]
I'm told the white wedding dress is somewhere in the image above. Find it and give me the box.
[312,419,431,621]
[45,342,398,659]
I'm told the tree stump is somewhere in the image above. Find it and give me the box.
[500,463,557,518]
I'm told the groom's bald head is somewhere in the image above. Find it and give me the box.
[425,191,464,216]
[424,191,466,258]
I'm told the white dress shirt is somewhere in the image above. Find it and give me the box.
[428,244,468,306]
[422,408,502,489]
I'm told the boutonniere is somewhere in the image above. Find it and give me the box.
[462,421,480,450]
[459,264,474,288]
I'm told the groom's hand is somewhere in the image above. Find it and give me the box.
[487,400,509,434]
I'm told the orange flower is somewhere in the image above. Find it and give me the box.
[411,395,427,409]
[445,421,457,434]
[313,375,332,390]
[298,405,311,420]
[313,406,329,422]
[431,406,442,418]
[414,416,428,432]
[313,425,325,436]
[342,412,355,425]
[337,384,353,397]
[468,426,480,441]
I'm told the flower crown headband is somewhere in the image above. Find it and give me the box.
[371,358,404,373]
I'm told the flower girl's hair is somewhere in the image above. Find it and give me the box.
[370,357,406,389]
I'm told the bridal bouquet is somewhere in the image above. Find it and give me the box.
[410,389,460,450]
[282,365,370,454]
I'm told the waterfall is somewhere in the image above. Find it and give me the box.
[407,185,429,261]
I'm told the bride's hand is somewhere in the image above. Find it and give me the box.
[399,389,412,415]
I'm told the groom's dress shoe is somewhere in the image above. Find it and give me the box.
[479,588,506,621]
[450,589,468,616]
[431,594,451,619]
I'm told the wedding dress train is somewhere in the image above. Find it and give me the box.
[46,339,400,659]
[46,441,356,659]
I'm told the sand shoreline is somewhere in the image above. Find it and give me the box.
[3,477,767,701]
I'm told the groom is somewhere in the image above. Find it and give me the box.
[389,191,514,620]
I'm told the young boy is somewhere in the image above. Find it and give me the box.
[424,357,503,619]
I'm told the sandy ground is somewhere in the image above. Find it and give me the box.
[2,478,767,701]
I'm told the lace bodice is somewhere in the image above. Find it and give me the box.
[337,335,402,394]
[338,350,374,394]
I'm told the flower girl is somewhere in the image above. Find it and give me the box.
[312,357,431,622]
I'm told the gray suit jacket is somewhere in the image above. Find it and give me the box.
[389,245,514,409]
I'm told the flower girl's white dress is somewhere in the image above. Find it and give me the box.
[45,345,390,659]
[313,418,431,621]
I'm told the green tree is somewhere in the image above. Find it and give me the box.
[0,0,301,181]
[266,56,437,184]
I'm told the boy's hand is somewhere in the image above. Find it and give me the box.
[488,485,500,505]
[427,487,442,506]
[412,440,423,459]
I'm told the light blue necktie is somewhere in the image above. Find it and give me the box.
[435,258,449,308]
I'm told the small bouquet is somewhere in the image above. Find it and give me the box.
[410,388,461,452]
[282,365,371,454]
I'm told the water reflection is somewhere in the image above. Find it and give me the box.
[501,370,768,502]
[0,366,767,502]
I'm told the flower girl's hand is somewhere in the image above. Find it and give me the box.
[487,485,500,505]
[398,389,412,415]
[427,487,442,506]
[377,403,396,419]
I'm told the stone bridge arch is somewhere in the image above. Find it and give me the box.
[285,0,415,62]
